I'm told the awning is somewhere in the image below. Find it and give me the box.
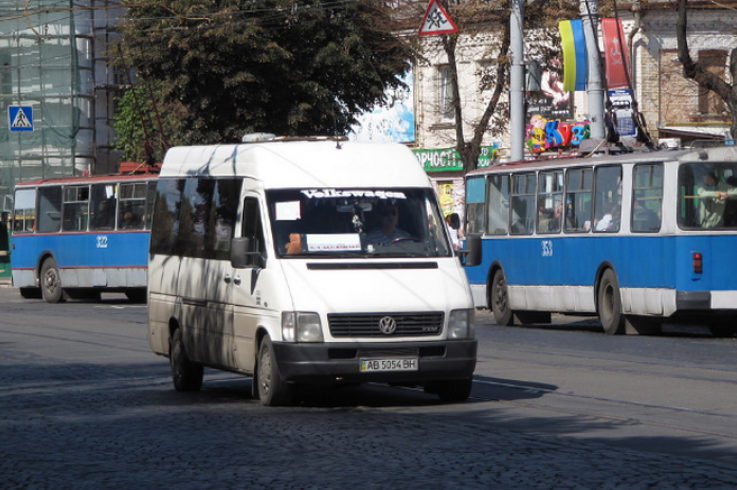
[657,124,731,140]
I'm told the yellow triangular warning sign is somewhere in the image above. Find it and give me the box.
[419,0,458,36]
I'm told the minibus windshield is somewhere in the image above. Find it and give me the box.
[267,188,454,258]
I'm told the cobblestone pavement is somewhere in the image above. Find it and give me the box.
[3,347,737,490]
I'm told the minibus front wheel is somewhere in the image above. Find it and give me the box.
[256,336,294,407]
[426,377,473,402]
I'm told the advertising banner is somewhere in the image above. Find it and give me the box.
[601,18,630,90]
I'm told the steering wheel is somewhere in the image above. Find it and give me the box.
[391,237,421,244]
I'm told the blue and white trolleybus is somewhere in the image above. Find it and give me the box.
[463,145,737,335]
[11,167,158,303]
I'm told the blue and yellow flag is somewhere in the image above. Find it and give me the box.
[559,20,587,92]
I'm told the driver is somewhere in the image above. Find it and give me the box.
[366,201,410,245]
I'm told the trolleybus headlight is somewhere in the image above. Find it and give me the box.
[282,312,324,343]
[448,309,475,339]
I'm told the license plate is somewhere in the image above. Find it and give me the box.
[360,358,418,372]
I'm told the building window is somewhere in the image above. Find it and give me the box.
[439,65,455,121]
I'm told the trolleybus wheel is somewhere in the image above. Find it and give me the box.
[598,269,625,335]
[40,257,63,304]
[256,336,293,407]
[170,328,203,392]
[491,269,513,326]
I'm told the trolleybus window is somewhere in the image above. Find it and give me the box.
[466,176,486,234]
[38,186,62,233]
[565,168,593,232]
[13,188,36,233]
[487,174,509,235]
[632,164,663,233]
[537,171,563,234]
[90,184,116,231]
[593,165,622,233]
[678,162,737,229]
[511,173,536,235]
[62,185,90,232]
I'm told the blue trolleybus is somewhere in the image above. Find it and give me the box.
[11,168,158,303]
[463,145,737,335]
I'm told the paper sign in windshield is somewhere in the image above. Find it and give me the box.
[276,201,301,221]
[305,234,361,252]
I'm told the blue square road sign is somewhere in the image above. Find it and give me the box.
[9,106,34,132]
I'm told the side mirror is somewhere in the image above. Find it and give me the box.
[230,237,267,269]
[463,233,482,267]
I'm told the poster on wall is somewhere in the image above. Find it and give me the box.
[526,69,573,120]
[348,70,415,143]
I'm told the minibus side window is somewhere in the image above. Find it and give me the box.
[150,179,185,255]
[242,197,265,266]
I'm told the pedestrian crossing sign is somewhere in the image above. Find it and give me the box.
[9,105,34,132]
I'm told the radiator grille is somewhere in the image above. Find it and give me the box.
[328,312,444,337]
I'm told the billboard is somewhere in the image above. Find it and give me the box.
[348,70,415,143]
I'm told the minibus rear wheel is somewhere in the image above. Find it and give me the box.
[256,336,294,407]
[170,328,203,392]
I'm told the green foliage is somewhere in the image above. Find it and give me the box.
[116,0,414,147]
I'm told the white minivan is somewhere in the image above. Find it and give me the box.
[147,137,477,405]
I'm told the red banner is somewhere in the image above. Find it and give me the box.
[601,19,630,89]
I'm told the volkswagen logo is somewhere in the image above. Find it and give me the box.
[378,316,397,335]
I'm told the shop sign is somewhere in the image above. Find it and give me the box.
[414,144,499,172]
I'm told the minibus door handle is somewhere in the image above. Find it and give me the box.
[233,275,242,286]
[224,274,232,284]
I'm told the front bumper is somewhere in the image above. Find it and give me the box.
[271,339,477,384]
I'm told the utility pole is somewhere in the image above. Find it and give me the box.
[581,0,605,139]
[510,0,525,161]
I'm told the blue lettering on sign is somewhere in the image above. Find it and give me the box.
[96,235,108,249]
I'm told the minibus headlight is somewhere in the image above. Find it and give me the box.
[296,312,323,342]
[282,312,324,343]
[447,309,475,339]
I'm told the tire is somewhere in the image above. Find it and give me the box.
[490,269,513,326]
[170,328,203,392]
[40,258,63,304]
[598,269,625,335]
[434,378,473,402]
[708,324,736,338]
[19,287,42,299]
[126,289,147,303]
[256,336,293,407]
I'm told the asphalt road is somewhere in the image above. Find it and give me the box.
[2,285,737,489]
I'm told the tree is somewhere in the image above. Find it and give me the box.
[115,0,415,156]
[676,0,737,139]
[427,0,581,173]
